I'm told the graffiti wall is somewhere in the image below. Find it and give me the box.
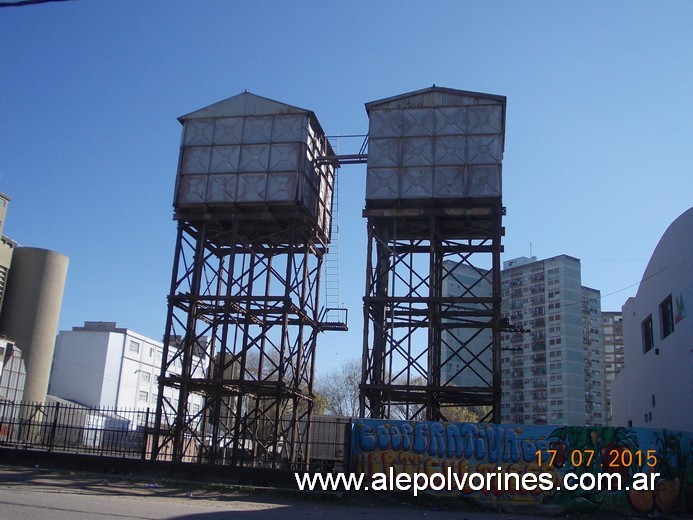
[351,420,693,514]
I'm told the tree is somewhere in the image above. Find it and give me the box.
[314,358,492,422]
[443,405,492,423]
[315,358,361,417]
[311,389,329,415]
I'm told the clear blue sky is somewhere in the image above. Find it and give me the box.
[2,1,691,375]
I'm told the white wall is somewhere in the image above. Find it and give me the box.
[49,331,110,407]
[101,332,125,407]
[611,208,693,431]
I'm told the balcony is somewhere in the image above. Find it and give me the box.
[531,353,546,363]
[532,341,546,352]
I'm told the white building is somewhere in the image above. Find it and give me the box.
[611,208,693,431]
[49,322,205,416]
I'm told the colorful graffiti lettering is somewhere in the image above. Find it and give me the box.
[356,422,544,463]
[351,420,693,514]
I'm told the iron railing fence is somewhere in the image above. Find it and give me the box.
[0,401,352,470]
[0,401,151,460]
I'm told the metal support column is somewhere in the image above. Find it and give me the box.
[360,206,504,423]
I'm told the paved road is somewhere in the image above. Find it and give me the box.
[0,466,516,520]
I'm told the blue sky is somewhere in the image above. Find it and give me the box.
[1,1,691,374]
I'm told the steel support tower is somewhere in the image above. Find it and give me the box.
[151,92,344,466]
[360,207,504,422]
[359,87,506,423]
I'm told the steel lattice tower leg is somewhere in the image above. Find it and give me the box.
[151,218,323,467]
[359,207,504,423]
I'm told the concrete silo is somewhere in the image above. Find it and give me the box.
[0,247,69,403]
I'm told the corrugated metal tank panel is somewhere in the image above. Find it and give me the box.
[173,92,335,240]
[365,87,505,205]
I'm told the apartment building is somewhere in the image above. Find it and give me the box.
[499,255,605,426]
[602,311,624,424]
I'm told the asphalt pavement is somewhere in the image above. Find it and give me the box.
[0,464,654,520]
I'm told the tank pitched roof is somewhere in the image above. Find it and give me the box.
[365,85,506,112]
[178,91,315,122]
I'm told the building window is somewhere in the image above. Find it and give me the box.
[140,371,151,383]
[642,315,654,353]
[129,340,140,353]
[660,294,674,339]
[138,390,149,402]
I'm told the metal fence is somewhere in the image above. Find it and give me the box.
[0,401,150,460]
[0,400,352,470]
